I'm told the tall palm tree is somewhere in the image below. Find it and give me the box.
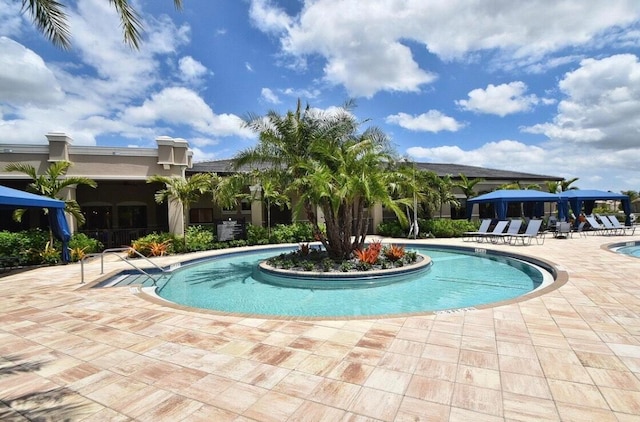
[22,0,182,49]
[236,100,407,259]
[147,173,210,249]
[5,161,97,242]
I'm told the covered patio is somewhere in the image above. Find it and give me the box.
[466,190,565,221]
[0,185,71,262]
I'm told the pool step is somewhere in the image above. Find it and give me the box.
[107,274,159,287]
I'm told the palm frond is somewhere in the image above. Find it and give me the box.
[22,0,71,49]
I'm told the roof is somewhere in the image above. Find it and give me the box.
[0,185,65,209]
[559,189,628,200]
[189,160,563,181]
[467,189,561,204]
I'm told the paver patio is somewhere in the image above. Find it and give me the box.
[1,234,640,421]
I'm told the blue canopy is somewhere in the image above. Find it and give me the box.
[466,189,565,220]
[559,189,631,226]
[0,185,71,262]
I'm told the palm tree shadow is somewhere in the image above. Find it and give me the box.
[1,355,97,420]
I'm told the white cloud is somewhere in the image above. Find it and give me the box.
[261,88,280,104]
[178,56,210,84]
[0,0,25,37]
[248,0,292,34]
[457,82,544,116]
[523,54,640,149]
[386,110,464,132]
[0,37,64,105]
[407,139,640,191]
[251,0,640,97]
[122,87,253,138]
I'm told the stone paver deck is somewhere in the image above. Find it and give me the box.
[1,234,640,421]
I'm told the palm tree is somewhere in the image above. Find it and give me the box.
[435,175,460,218]
[236,100,407,260]
[5,161,96,225]
[560,177,579,192]
[250,174,290,238]
[147,173,210,249]
[22,0,182,49]
[5,161,97,242]
[454,173,485,199]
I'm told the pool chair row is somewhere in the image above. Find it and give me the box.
[463,219,546,245]
[584,215,636,236]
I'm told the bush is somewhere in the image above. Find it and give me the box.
[130,232,178,257]
[377,218,477,238]
[185,225,215,252]
[420,218,477,238]
[68,233,103,261]
[247,224,270,245]
[269,222,317,244]
[376,220,406,237]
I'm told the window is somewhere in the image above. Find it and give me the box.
[190,208,213,223]
[83,206,112,229]
[117,205,146,228]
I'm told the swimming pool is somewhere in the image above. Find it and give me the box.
[150,245,553,318]
[612,241,640,258]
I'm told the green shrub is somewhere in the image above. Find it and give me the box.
[420,218,477,238]
[130,232,178,257]
[247,224,270,245]
[68,233,103,261]
[376,220,406,237]
[185,225,215,252]
[269,222,316,243]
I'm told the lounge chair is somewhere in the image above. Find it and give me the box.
[508,219,545,245]
[572,221,587,238]
[492,219,523,243]
[606,215,636,235]
[598,215,622,235]
[476,220,509,243]
[463,219,491,242]
[585,216,612,235]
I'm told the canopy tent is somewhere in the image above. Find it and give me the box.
[559,189,631,226]
[466,189,565,221]
[0,185,71,262]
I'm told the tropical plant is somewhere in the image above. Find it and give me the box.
[354,247,379,265]
[22,0,183,49]
[147,173,211,249]
[383,244,405,262]
[5,161,97,246]
[250,171,290,238]
[454,173,485,199]
[236,100,409,260]
[435,175,460,218]
[560,177,579,192]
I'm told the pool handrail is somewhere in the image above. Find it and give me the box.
[80,247,168,284]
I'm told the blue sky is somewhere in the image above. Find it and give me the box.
[1,0,639,192]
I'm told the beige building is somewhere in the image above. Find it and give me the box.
[0,133,562,247]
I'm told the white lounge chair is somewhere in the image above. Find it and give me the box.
[463,219,491,242]
[509,219,545,245]
[585,216,612,235]
[606,215,636,235]
[477,220,509,243]
[492,219,523,243]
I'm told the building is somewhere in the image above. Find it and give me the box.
[0,133,563,246]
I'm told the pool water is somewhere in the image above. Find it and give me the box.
[154,246,548,318]
[616,244,640,258]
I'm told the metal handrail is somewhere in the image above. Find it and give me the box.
[80,247,169,285]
